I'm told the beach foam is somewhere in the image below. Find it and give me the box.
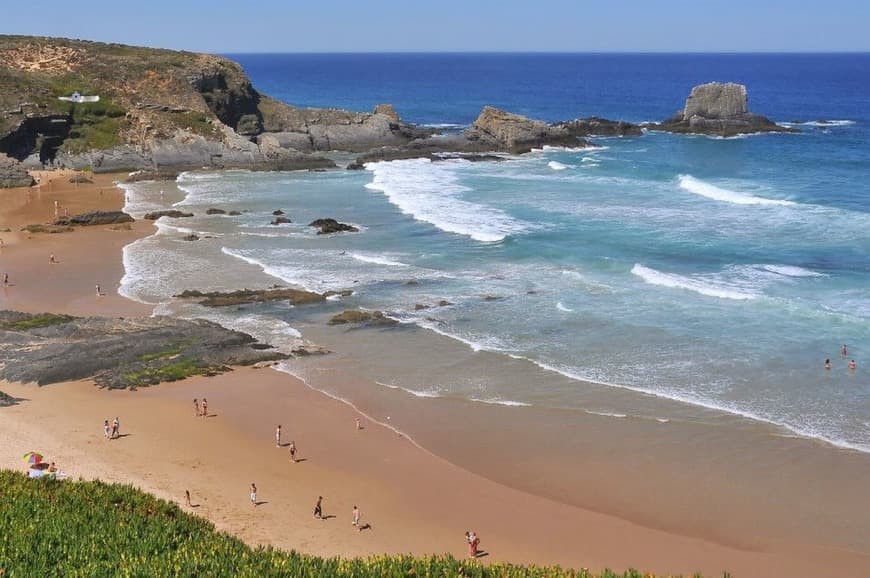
[365,158,531,243]
[548,161,569,171]
[556,301,574,312]
[678,175,795,206]
[631,264,758,300]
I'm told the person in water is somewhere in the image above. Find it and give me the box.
[824,358,831,370]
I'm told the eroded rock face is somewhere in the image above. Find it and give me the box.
[683,83,747,120]
[650,82,795,136]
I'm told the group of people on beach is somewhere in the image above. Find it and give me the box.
[192,398,208,417]
[824,344,857,372]
[102,417,121,439]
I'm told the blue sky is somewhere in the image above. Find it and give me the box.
[3,0,868,53]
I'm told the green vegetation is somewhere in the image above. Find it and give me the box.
[0,471,716,577]
[121,358,222,387]
[0,313,75,331]
[137,341,190,362]
[175,111,217,137]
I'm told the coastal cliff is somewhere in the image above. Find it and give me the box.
[0,36,644,184]
[0,36,429,177]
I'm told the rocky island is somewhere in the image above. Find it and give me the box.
[648,82,795,137]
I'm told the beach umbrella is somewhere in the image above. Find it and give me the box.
[22,451,43,465]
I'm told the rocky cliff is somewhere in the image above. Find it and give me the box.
[649,82,795,136]
[0,36,431,180]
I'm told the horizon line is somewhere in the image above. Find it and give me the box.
[219,49,870,56]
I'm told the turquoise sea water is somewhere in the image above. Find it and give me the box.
[121,54,870,452]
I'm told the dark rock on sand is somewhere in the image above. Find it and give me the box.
[205,208,227,215]
[54,210,134,226]
[648,82,796,137]
[0,310,286,388]
[183,234,199,241]
[21,223,73,234]
[0,154,34,188]
[176,287,327,307]
[328,309,398,327]
[144,210,194,220]
[309,218,358,235]
[68,174,93,184]
[228,210,242,216]
[270,216,292,225]
[0,390,18,407]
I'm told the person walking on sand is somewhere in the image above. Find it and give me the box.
[201,398,208,417]
[313,496,323,519]
[849,359,856,372]
[95,284,102,297]
[276,424,282,447]
[49,254,58,264]
[193,398,199,417]
[250,483,257,506]
[355,418,361,430]
[111,417,120,439]
[352,505,361,531]
[288,441,297,462]
[185,490,192,507]
[3,273,8,286]
[103,419,111,439]
[842,344,848,359]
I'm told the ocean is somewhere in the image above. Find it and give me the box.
[120,53,870,453]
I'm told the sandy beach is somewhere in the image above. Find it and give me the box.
[2,171,870,577]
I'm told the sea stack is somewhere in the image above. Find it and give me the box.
[651,82,796,137]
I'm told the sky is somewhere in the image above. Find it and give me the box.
[3,0,869,53]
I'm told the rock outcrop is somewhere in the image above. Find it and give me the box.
[649,82,795,137]
[0,154,33,187]
[464,107,580,153]
[54,210,134,226]
[177,287,328,307]
[308,218,358,234]
[0,311,287,388]
[328,309,398,327]
[144,210,193,220]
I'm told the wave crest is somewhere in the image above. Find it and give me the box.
[678,175,794,206]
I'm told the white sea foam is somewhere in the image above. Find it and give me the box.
[469,398,532,407]
[556,301,574,312]
[349,252,409,267]
[631,264,758,300]
[365,158,531,243]
[678,175,794,206]
[377,381,443,398]
[547,161,569,171]
[760,264,826,278]
[780,119,856,128]
[508,356,870,454]
[585,410,627,418]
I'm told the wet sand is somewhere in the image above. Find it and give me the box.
[1,170,869,577]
